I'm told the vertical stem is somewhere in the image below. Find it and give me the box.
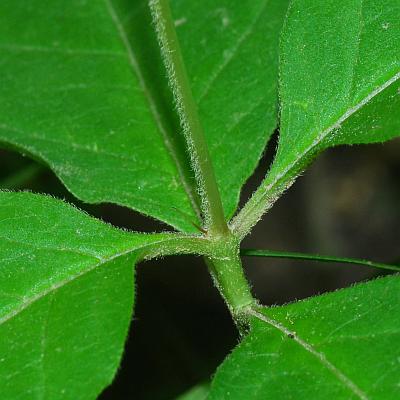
[206,255,255,319]
[150,0,256,324]
[205,233,255,321]
[149,0,228,236]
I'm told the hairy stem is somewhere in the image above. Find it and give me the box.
[241,249,400,272]
[231,172,297,240]
[139,231,255,320]
[139,233,214,261]
[206,255,255,319]
[204,233,256,320]
[149,0,227,235]
[149,0,255,322]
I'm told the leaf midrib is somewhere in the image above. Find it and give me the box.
[0,236,180,326]
[196,0,271,104]
[232,70,400,236]
[248,309,369,400]
[104,0,201,221]
[271,71,400,189]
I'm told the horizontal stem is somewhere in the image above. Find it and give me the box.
[241,249,400,272]
[139,231,256,322]
[139,233,213,261]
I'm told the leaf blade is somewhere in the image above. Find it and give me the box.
[0,0,197,231]
[209,275,400,399]
[232,0,400,236]
[173,0,289,218]
[0,191,176,399]
[0,0,289,229]
[273,0,400,182]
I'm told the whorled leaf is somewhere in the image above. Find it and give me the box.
[0,191,190,399]
[232,0,400,235]
[271,0,400,189]
[209,274,400,399]
[172,0,289,218]
[0,0,288,231]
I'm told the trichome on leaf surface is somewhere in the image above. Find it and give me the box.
[0,0,399,399]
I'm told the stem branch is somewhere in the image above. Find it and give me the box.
[149,0,256,322]
[231,172,297,240]
[149,0,227,235]
[241,249,400,272]
[206,253,255,320]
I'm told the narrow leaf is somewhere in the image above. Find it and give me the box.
[209,275,400,399]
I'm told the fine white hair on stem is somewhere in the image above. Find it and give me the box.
[149,0,228,235]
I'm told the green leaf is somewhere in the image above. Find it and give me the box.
[0,191,179,399]
[0,0,198,232]
[270,0,400,185]
[209,275,400,399]
[0,0,288,231]
[232,0,400,237]
[171,0,290,218]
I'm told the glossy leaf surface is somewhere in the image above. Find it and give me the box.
[0,191,170,399]
[209,275,400,399]
[0,0,288,230]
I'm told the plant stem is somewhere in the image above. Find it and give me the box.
[149,0,228,236]
[231,173,297,240]
[139,231,255,320]
[149,0,255,322]
[206,255,255,319]
[0,163,43,189]
[241,249,400,272]
[204,234,256,320]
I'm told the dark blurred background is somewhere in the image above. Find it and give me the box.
[1,135,399,399]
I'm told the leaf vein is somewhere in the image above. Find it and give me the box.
[104,0,201,219]
[0,43,125,57]
[0,236,192,326]
[197,0,270,104]
[248,308,369,400]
